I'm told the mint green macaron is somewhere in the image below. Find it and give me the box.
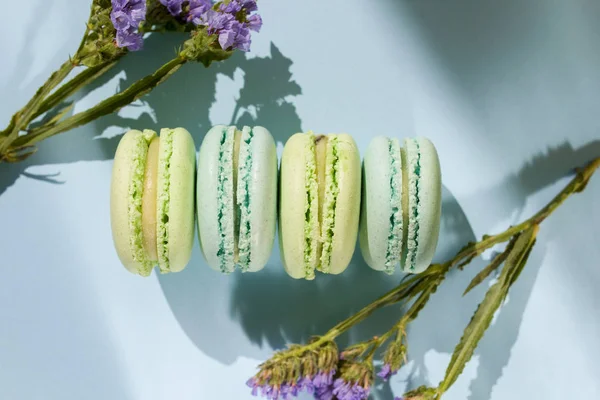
[359,136,441,274]
[110,127,196,276]
[196,125,277,273]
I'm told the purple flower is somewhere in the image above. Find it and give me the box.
[219,20,251,51]
[188,0,213,23]
[298,376,315,394]
[332,378,370,400]
[246,378,303,400]
[159,0,185,16]
[110,0,146,51]
[205,9,235,33]
[247,14,262,32]
[377,363,395,381]
[247,377,260,396]
[240,0,258,12]
[312,370,335,388]
[219,0,243,13]
[314,385,335,400]
[394,397,404,400]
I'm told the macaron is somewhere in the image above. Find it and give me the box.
[197,125,277,273]
[279,131,361,280]
[110,128,196,276]
[359,136,441,274]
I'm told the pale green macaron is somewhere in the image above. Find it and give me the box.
[279,131,361,280]
[197,125,277,273]
[110,128,196,276]
[359,136,441,274]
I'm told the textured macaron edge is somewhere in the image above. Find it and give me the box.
[403,138,420,272]
[384,137,403,274]
[161,127,196,273]
[237,126,254,271]
[326,134,361,275]
[156,128,174,272]
[238,126,277,273]
[110,129,157,277]
[278,132,317,280]
[303,131,319,279]
[197,125,227,272]
[409,137,441,273]
[317,135,340,274]
[359,136,405,274]
[216,126,236,273]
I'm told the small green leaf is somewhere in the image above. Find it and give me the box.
[437,225,539,395]
[463,237,518,296]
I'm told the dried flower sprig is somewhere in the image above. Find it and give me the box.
[248,157,600,399]
[247,340,338,399]
[0,0,261,162]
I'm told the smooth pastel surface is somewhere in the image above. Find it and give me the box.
[141,136,160,262]
[3,1,600,399]
[197,125,277,273]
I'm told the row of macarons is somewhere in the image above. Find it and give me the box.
[110,125,441,280]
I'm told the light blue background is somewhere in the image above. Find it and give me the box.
[1,1,600,399]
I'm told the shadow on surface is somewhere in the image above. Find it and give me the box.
[394,144,600,399]
[0,33,302,195]
[227,185,474,399]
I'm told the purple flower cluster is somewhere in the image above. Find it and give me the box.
[247,370,335,400]
[313,370,335,400]
[188,0,213,24]
[377,363,396,381]
[159,0,186,16]
[110,0,146,51]
[331,378,370,400]
[160,0,262,51]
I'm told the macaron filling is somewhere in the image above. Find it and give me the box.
[141,136,159,262]
[156,128,175,273]
[303,133,319,279]
[385,138,403,274]
[300,132,341,278]
[318,135,340,273]
[237,127,254,271]
[216,127,236,273]
[404,138,421,271]
[129,129,156,277]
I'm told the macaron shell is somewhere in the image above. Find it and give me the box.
[197,125,234,272]
[162,127,196,273]
[407,137,442,273]
[110,129,155,275]
[240,126,277,272]
[327,134,361,275]
[359,136,395,272]
[279,133,316,279]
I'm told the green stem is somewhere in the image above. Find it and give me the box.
[449,156,600,269]
[14,56,186,148]
[31,59,120,124]
[323,274,425,342]
[0,60,75,152]
[321,156,600,349]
